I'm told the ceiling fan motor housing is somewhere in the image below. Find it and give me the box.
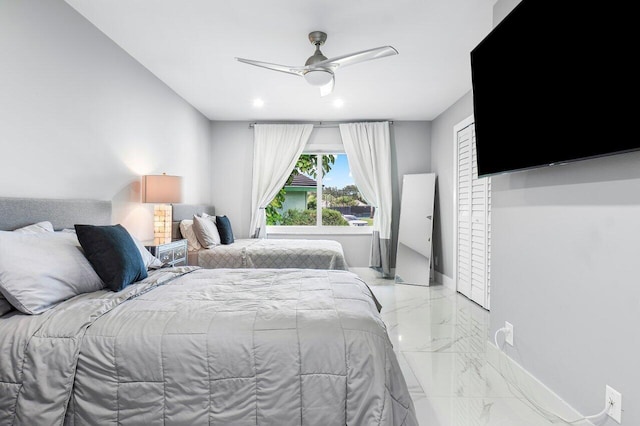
[305,31,328,66]
[308,31,327,46]
[305,50,327,66]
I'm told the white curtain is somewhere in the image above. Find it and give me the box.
[249,124,313,238]
[339,121,393,277]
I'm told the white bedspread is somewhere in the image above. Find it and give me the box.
[196,238,348,270]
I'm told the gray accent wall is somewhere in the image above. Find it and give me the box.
[429,2,640,421]
[390,121,432,269]
[493,0,522,24]
[489,0,640,423]
[0,0,212,240]
[430,91,474,282]
[491,153,640,424]
[210,121,431,268]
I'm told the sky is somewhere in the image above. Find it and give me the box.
[322,154,353,189]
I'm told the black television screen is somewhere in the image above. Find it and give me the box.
[470,1,637,177]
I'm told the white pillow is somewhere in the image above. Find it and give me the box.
[179,220,202,251]
[128,232,164,269]
[13,221,54,234]
[0,221,56,315]
[0,231,104,314]
[192,214,221,249]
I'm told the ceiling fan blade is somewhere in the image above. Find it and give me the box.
[320,76,335,97]
[312,46,398,71]
[235,57,307,77]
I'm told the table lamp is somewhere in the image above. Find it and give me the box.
[142,173,183,244]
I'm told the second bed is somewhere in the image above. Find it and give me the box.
[172,204,348,270]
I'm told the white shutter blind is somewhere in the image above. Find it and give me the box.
[457,124,491,309]
[457,126,473,299]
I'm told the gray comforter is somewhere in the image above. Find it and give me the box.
[196,239,348,270]
[0,267,417,425]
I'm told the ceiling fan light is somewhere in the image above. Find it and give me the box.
[304,69,334,86]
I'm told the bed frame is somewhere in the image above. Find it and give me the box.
[0,197,111,231]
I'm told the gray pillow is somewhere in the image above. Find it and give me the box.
[0,231,104,314]
[192,214,221,248]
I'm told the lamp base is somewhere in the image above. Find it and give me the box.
[153,204,173,245]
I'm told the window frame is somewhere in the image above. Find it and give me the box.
[265,151,373,235]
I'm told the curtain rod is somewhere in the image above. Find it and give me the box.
[248,121,394,129]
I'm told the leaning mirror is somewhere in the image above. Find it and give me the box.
[395,173,436,286]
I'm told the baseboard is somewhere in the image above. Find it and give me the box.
[486,343,596,425]
[434,271,455,290]
[349,266,394,280]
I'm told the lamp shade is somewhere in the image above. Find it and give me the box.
[142,174,183,203]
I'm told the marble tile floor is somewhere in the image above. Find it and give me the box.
[350,267,563,426]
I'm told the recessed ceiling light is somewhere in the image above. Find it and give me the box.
[333,99,344,108]
[253,98,264,108]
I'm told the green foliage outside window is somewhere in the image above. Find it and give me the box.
[307,193,317,210]
[332,195,358,207]
[281,208,349,226]
[266,154,335,225]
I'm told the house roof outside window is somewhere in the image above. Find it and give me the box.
[288,174,317,188]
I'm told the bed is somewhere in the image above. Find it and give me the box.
[0,197,417,425]
[172,204,349,270]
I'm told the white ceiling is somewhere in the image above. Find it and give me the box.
[65,0,495,121]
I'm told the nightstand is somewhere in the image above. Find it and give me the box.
[144,239,188,267]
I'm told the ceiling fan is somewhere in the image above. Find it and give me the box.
[235,31,398,96]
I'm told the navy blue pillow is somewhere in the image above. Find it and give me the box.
[74,224,148,291]
[215,215,234,245]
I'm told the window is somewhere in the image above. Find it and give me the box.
[266,153,373,228]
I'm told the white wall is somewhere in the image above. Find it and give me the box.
[210,121,431,268]
[209,122,254,238]
[489,1,640,424]
[0,0,212,240]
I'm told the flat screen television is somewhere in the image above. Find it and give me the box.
[470,0,637,177]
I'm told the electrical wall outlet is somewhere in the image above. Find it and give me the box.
[605,385,622,423]
[434,256,439,267]
[504,321,514,346]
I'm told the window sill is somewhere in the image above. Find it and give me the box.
[266,226,373,236]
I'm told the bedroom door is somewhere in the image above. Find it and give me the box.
[455,118,491,309]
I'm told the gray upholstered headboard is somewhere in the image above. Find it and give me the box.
[0,197,112,231]
[171,203,215,239]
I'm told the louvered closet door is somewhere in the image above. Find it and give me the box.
[456,123,491,309]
